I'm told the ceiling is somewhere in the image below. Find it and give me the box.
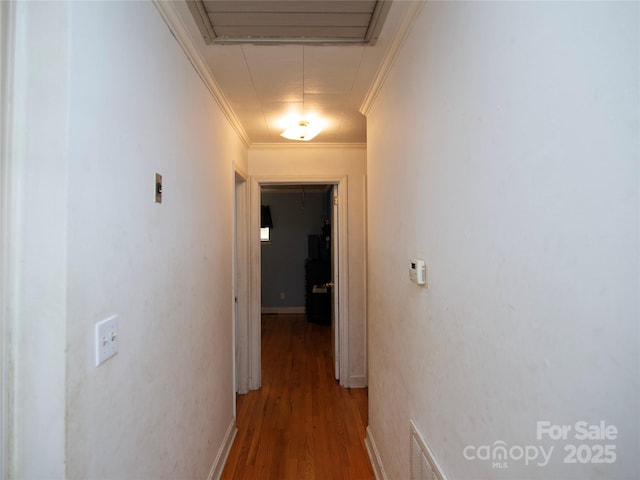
[187,0,391,45]
[174,0,411,144]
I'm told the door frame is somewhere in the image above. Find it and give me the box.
[0,2,16,475]
[233,169,250,396]
[248,175,350,389]
[330,184,340,381]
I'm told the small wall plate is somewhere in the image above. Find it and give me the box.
[155,173,162,203]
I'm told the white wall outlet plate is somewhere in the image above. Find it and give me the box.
[95,315,119,366]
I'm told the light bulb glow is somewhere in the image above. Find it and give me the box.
[280,119,322,141]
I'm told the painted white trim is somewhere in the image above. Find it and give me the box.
[250,143,367,150]
[207,418,237,480]
[249,175,351,388]
[234,163,249,181]
[0,2,16,476]
[152,0,251,147]
[336,178,350,386]
[349,375,367,389]
[362,172,369,388]
[365,426,388,480]
[360,0,424,116]
[234,171,250,396]
[261,307,305,314]
[249,178,263,390]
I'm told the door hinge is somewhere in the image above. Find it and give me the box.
[333,195,339,206]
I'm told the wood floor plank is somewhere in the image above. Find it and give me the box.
[221,314,374,480]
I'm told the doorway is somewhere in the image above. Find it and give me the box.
[259,185,338,379]
[246,175,350,390]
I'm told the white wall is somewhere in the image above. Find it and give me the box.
[249,145,368,386]
[366,2,638,480]
[8,1,246,478]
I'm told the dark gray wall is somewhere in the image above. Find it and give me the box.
[261,191,328,308]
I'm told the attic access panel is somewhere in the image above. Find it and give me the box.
[187,0,391,45]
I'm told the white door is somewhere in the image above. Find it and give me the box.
[331,185,340,380]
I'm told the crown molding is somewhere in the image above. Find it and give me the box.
[250,142,367,150]
[359,0,424,116]
[153,0,251,147]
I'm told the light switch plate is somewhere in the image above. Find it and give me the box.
[95,315,119,366]
[155,173,162,203]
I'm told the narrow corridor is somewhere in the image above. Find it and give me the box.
[221,314,373,480]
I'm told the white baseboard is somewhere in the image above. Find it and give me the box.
[261,307,305,314]
[207,417,237,480]
[365,426,388,480]
[349,375,367,388]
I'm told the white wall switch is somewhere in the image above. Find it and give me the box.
[410,258,427,286]
[95,315,119,366]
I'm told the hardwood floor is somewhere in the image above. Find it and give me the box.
[221,314,374,480]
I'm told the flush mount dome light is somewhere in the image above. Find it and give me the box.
[280,119,322,141]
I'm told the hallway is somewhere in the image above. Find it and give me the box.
[221,314,373,480]
[5,2,637,478]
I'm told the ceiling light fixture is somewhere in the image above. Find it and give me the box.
[280,119,322,141]
[280,47,323,141]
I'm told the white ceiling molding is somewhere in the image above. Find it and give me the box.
[153,0,251,147]
[359,0,424,116]
[250,143,367,150]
